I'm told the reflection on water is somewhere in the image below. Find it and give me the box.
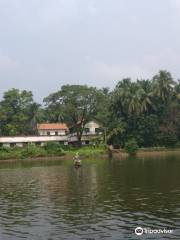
[0,155,180,240]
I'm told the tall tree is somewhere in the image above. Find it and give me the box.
[0,89,40,136]
[112,79,153,116]
[152,70,175,102]
[94,87,111,127]
[44,85,104,145]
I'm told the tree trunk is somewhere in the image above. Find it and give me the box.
[77,131,82,147]
[77,137,82,147]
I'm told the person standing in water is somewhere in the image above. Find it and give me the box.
[74,152,81,166]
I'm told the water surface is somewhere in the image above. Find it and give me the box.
[0,154,180,239]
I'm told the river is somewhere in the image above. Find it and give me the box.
[0,154,180,239]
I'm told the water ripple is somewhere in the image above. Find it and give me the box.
[0,157,179,239]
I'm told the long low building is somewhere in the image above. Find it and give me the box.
[0,120,103,147]
[0,134,103,147]
[0,136,68,147]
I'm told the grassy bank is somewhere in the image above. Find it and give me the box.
[1,144,179,161]
[0,143,107,161]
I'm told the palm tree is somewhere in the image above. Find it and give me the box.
[128,84,142,114]
[112,78,131,117]
[29,103,44,133]
[152,70,175,102]
[113,79,154,115]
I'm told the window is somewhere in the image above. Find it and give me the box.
[85,128,90,133]
[55,131,58,136]
[95,128,99,133]
[47,131,50,136]
[10,143,16,147]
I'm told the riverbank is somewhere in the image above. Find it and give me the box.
[111,147,180,158]
[0,144,180,161]
[0,144,107,161]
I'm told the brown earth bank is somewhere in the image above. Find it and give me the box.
[110,148,180,158]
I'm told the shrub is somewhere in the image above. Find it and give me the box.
[176,142,180,148]
[0,147,11,153]
[164,134,178,148]
[21,143,46,158]
[0,149,22,160]
[125,138,138,156]
[44,142,64,156]
[159,133,178,148]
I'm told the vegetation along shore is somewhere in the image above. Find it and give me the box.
[0,143,106,161]
[0,70,179,159]
[0,143,180,161]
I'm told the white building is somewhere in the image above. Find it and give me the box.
[37,123,68,136]
[68,120,103,145]
[83,120,102,135]
[0,121,103,147]
[0,136,68,148]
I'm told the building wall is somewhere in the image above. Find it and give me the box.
[16,143,23,147]
[3,143,10,148]
[83,121,101,134]
[38,129,67,136]
[0,121,102,147]
[0,136,68,147]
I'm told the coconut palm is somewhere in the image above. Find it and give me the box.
[152,70,175,102]
[113,79,153,115]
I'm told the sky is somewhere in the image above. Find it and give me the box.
[0,0,180,102]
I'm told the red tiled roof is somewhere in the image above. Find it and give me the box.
[37,123,68,130]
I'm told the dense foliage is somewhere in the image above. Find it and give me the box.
[0,144,105,160]
[0,89,44,136]
[43,85,109,145]
[0,70,179,148]
[124,138,138,156]
[108,70,180,148]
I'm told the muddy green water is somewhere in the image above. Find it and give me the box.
[0,154,180,240]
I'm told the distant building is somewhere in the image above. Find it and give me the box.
[0,135,68,148]
[81,120,103,145]
[0,121,103,148]
[37,123,68,136]
[83,120,102,135]
[69,120,103,145]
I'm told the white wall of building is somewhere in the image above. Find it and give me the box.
[3,143,10,148]
[0,121,102,147]
[83,121,101,134]
[38,129,67,136]
[0,136,68,147]
[16,143,23,147]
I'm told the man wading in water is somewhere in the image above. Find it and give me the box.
[74,152,81,167]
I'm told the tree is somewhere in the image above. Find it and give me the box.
[152,70,175,102]
[125,138,138,156]
[44,85,104,146]
[0,89,40,136]
[109,71,180,148]
[107,119,126,147]
[93,87,111,126]
[112,79,153,116]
